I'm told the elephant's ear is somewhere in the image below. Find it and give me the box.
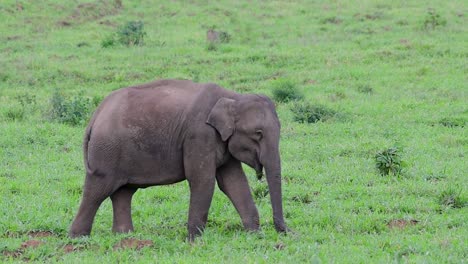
[206,98,236,141]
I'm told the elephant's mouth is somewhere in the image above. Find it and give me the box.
[254,163,263,175]
[245,159,263,175]
[255,169,264,180]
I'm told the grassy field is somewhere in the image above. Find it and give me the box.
[1,0,467,262]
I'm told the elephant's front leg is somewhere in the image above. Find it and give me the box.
[184,146,217,242]
[216,158,260,231]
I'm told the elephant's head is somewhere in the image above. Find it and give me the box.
[207,94,288,232]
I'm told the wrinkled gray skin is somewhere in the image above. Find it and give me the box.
[69,79,288,241]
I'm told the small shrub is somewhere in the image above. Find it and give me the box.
[272,79,303,103]
[290,102,336,123]
[101,34,116,48]
[206,28,231,51]
[357,84,374,94]
[49,91,93,126]
[92,95,104,107]
[117,21,146,46]
[207,28,231,44]
[424,173,446,182]
[375,147,403,176]
[439,187,465,208]
[5,107,24,121]
[439,117,465,128]
[292,194,312,204]
[103,21,146,48]
[15,93,37,108]
[206,42,217,51]
[423,8,446,30]
[4,93,37,121]
[218,31,231,43]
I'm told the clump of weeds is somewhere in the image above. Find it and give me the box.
[438,117,465,128]
[4,93,37,121]
[439,187,465,209]
[357,84,374,94]
[290,102,336,123]
[102,21,146,47]
[272,79,303,103]
[48,90,93,126]
[206,26,231,51]
[423,8,447,30]
[253,184,269,199]
[375,147,404,176]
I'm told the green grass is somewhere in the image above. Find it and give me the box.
[1,0,467,262]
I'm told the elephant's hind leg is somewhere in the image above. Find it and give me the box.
[111,186,137,233]
[69,172,120,238]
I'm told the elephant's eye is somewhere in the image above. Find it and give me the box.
[254,130,263,141]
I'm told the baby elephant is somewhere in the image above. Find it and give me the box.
[69,79,288,241]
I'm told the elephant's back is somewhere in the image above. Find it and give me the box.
[86,80,204,173]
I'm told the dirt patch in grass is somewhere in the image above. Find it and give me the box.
[113,238,153,251]
[63,244,75,253]
[57,20,72,27]
[63,243,97,254]
[388,219,419,229]
[21,240,44,249]
[2,240,45,259]
[63,244,86,254]
[2,249,22,258]
[27,230,54,238]
[6,35,21,41]
[59,0,121,26]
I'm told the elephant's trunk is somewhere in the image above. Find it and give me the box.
[261,146,288,232]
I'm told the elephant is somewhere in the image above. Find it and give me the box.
[69,79,288,241]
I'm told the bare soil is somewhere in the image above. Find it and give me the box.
[388,219,419,229]
[113,238,153,251]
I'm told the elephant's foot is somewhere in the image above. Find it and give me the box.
[187,224,206,243]
[274,221,291,233]
[69,226,91,238]
[243,216,260,232]
[112,224,134,234]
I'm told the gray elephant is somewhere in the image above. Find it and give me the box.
[69,79,288,241]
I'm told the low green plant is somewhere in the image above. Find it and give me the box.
[101,35,116,48]
[439,187,465,208]
[272,79,303,103]
[5,106,25,121]
[423,8,447,30]
[4,93,37,121]
[206,42,217,51]
[290,102,336,123]
[15,93,37,109]
[357,84,374,94]
[218,31,231,43]
[439,117,465,128]
[253,184,269,199]
[292,193,312,204]
[48,91,93,126]
[102,21,146,47]
[375,147,403,176]
[117,21,146,46]
[206,28,231,51]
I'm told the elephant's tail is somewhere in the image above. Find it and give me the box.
[83,104,103,176]
[83,117,95,176]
